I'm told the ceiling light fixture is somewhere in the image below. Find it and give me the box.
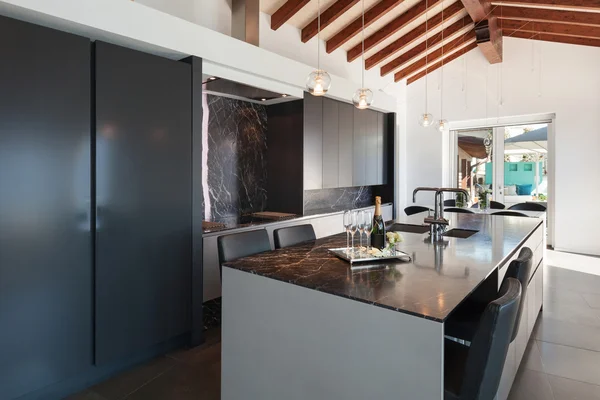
[306,0,331,96]
[353,0,374,110]
[282,94,288,97]
[418,0,435,127]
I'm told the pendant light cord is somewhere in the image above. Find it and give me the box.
[424,0,428,114]
[440,3,444,121]
[361,0,365,89]
[317,0,321,71]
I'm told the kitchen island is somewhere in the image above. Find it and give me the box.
[221,212,545,400]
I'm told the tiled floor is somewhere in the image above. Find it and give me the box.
[68,252,600,400]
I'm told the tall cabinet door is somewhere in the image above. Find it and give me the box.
[322,98,339,188]
[304,94,323,190]
[353,108,366,186]
[0,16,92,399]
[364,110,379,185]
[95,42,192,363]
[338,103,354,187]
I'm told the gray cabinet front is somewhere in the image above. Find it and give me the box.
[322,98,340,188]
[338,103,354,187]
[304,95,323,190]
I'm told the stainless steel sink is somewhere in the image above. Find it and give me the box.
[443,228,478,239]
[389,223,430,234]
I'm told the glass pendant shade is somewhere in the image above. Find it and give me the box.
[437,119,449,132]
[418,113,435,127]
[352,88,374,109]
[306,69,331,96]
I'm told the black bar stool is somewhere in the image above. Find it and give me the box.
[471,200,506,210]
[509,202,547,211]
[217,229,271,278]
[273,224,316,249]
[404,206,432,216]
[444,207,475,214]
[445,247,533,343]
[445,278,522,400]
[493,210,529,218]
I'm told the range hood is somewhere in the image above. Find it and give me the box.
[202,75,299,105]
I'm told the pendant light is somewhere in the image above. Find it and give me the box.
[306,0,331,96]
[436,3,448,132]
[353,0,374,109]
[418,0,435,127]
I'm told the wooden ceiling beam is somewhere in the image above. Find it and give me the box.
[506,29,600,46]
[460,0,503,63]
[394,30,476,81]
[490,0,600,12]
[271,0,311,30]
[326,0,405,54]
[365,1,465,69]
[346,0,442,62]
[494,6,600,27]
[501,19,600,38]
[381,15,473,76]
[407,42,478,83]
[301,0,360,42]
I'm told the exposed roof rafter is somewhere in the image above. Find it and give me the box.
[407,41,478,83]
[365,1,465,69]
[346,0,442,62]
[271,0,312,30]
[326,0,405,54]
[301,0,360,42]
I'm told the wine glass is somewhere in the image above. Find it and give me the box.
[357,211,365,256]
[364,211,373,253]
[343,211,351,255]
[349,211,358,257]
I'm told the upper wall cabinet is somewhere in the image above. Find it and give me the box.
[303,94,389,190]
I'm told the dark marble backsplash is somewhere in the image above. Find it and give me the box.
[303,186,375,215]
[202,94,267,225]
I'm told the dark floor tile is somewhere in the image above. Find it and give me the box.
[64,391,109,400]
[91,356,178,400]
[125,360,221,400]
[548,374,600,400]
[509,368,555,400]
[538,342,600,386]
[536,316,600,352]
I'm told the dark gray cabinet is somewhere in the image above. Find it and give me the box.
[303,94,323,190]
[305,95,388,189]
[0,16,92,399]
[95,42,192,364]
[338,103,354,187]
[322,98,340,188]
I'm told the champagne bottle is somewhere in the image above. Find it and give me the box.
[372,196,386,250]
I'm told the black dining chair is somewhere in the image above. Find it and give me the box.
[508,202,547,212]
[445,247,533,343]
[471,200,506,210]
[493,211,529,218]
[444,207,475,214]
[444,199,456,207]
[404,206,432,216]
[444,278,522,400]
[217,229,271,278]
[273,224,316,249]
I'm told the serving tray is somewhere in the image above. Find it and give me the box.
[328,247,412,269]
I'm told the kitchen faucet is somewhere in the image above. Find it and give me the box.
[412,187,470,241]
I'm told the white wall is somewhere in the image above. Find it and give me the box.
[135,0,232,35]
[406,37,600,256]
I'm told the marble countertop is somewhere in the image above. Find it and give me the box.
[223,212,543,322]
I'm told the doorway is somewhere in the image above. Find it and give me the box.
[448,117,555,246]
